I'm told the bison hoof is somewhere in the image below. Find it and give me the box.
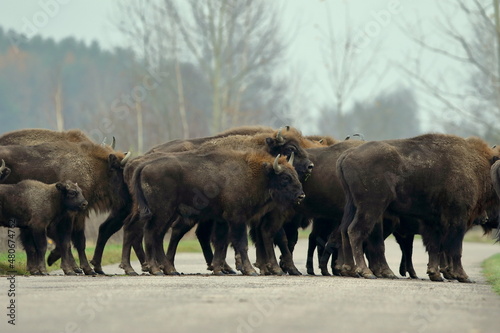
[321,270,331,277]
[246,271,259,276]
[84,269,97,276]
[442,270,456,281]
[222,268,237,275]
[457,276,474,283]
[152,271,164,276]
[127,271,139,276]
[286,268,302,276]
[428,272,444,282]
[73,267,84,274]
[166,271,180,276]
[64,270,77,276]
[212,270,225,276]
[381,269,397,279]
[94,268,106,275]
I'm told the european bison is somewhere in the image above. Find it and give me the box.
[0,180,87,274]
[337,134,500,282]
[0,130,130,275]
[118,126,314,275]
[133,150,304,276]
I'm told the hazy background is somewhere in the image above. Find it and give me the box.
[0,0,498,154]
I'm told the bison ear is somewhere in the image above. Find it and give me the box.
[492,156,500,165]
[56,182,64,191]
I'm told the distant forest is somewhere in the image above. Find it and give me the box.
[0,23,422,153]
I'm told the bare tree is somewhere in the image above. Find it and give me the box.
[317,3,389,137]
[399,0,500,142]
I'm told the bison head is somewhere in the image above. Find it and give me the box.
[265,127,314,180]
[56,180,88,211]
[107,154,131,207]
[265,155,305,207]
[0,159,11,183]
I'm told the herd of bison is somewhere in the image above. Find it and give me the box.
[1,126,500,283]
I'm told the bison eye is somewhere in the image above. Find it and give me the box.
[68,191,77,197]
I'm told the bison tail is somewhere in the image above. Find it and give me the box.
[132,164,152,220]
[336,153,357,232]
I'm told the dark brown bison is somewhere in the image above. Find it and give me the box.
[0,159,10,183]
[118,126,314,275]
[132,150,304,276]
[0,130,130,275]
[337,134,500,282]
[0,180,87,274]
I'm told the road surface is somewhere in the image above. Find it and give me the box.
[1,238,500,333]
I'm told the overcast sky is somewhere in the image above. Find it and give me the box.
[0,0,459,132]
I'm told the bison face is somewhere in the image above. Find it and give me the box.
[265,138,314,179]
[265,156,305,207]
[56,181,88,211]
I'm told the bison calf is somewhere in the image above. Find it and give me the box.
[0,180,88,274]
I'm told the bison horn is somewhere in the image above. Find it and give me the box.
[121,151,131,166]
[276,128,285,144]
[111,136,116,150]
[273,154,283,174]
[492,145,497,149]
[0,159,5,172]
[285,125,290,131]
[288,152,295,166]
[318,139,324,144]
[101,137,107,146]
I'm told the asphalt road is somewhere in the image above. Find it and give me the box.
[1,237,500,333]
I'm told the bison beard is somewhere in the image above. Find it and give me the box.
[336,134,500,283]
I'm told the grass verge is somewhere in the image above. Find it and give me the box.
[483,253,500,295]
[0,239,202,275]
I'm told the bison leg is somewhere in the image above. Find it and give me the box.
[119,213,142,275]
[230,223,257,276]
[47,216,78,275]
[211,220,230,275]
[306,231,317,275]
[439,252,456,280]
[31,227,49,275]
[274,228,301,275]
[421,223,444,282]
[347,211,378,279]
[445,227,472,283]
[71,217,96,275]
[250,225,270,275]
[195,219,215,270]
[165,216,195,275]
[19,229,41,275]
[90,206,130,274]
[365,223,396,279]
[395,232,418,279]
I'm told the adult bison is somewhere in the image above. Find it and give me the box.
[118,126,315,275]
[132,150,304,275]
[337,134,500,282]
[0,130,130,275]
[0,179,87,274]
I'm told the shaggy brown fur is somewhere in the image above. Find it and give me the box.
[0,180,87,274]
[337,133,500,282]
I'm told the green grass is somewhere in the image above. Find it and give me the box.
[483,253,500,295]
[0,239,202,275]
